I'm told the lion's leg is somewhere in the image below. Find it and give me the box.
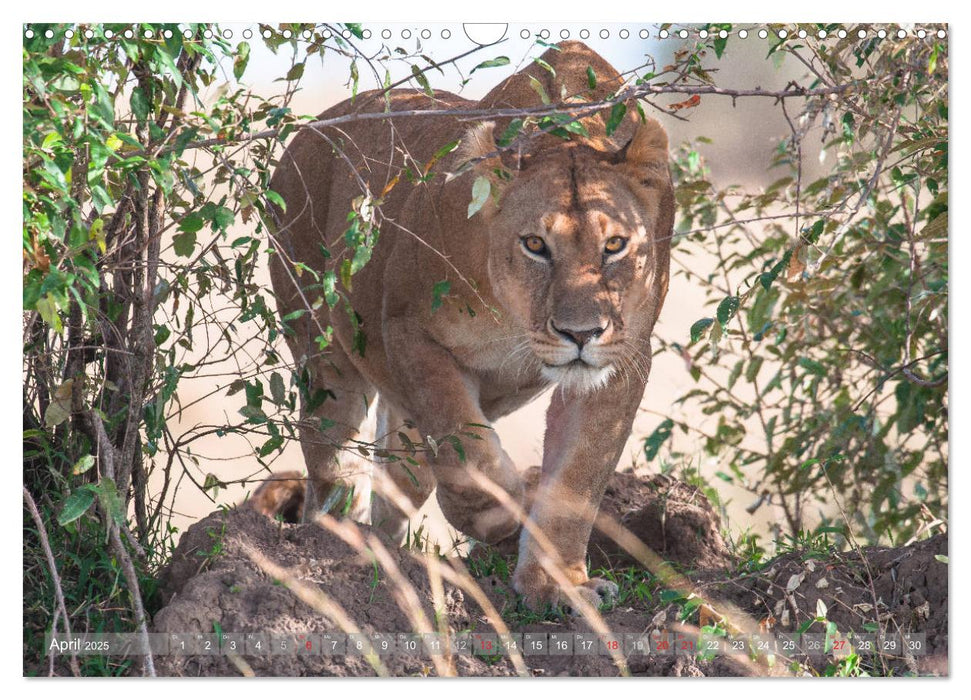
[512,378,643,612]
[295,345,376,523]
[383,318,524,544]
[370,398,437,543]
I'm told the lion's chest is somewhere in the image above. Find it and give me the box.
[429,313,549,415]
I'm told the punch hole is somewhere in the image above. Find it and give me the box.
[420,29,430,39]
[601,29,610,39]
[699,29,709,39]
[442,29,451,39]
[738,29,748,39]
[579,29,590,39]
[619,29,629,39]
[778,29,788,39]
[758,29,768,39]
[798,29,807,38]
[837,29,847,38]
[658,29,668,39]
[678,29,688,39]
[560,29,570,39]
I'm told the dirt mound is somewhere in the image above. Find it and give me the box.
[151,471,947,677]
[153,506,741,677]
[486,468,733,573]
[707,533,948,676]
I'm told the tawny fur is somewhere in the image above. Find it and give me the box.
[264,41,673,610]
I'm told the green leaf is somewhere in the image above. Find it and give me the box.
[586,65,597,89]
[716,295,740,328]
[130,88,150,123]
[444,435,466,462]
[179,212,205,234]
[690,317,715,344]
[258,435,284,457]
[797,357,826,376]
[286,62,305,82]
[431,280,450,312]
[528,76,550,105]
[211,206,234,232]
[265,189,286,213]
[96,477,126,526]
[470,56,510,74]
[496,118,524,148]
[606,102,627,137]
[644,418,674,462]
[713,32,729,59]
[934,554,948,564]
[172,232,197,258]
[467,175,491,218]
[72,455,96,476]
[411,65,434,97]
[58,487,97,525]
[239,405,268,423]
[533,58,556,76]
[269,372,286,404]
[234,41,251,80]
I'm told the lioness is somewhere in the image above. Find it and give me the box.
[267,41,672,610]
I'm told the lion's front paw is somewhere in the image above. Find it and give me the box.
[514,566,619,616]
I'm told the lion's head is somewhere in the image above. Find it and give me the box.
[462,117,674,394]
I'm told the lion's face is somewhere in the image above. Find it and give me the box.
[478,127,673,394]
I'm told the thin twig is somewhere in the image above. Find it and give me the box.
[23,487,81,677]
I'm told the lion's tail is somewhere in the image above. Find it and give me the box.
[245,471,306,523]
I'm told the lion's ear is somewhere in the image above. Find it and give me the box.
[458,122,526,178]
[615,117,669,175]
[457,122,521,217]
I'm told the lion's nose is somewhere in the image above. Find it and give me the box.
[549,319,608,348]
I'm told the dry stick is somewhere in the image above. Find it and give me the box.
[314,513,528,677]
[424,551,457,674]
[85,411,156,676]
[239,540,389,677]
[23,487,81,677]
[311,514,453,677]
[108,527,156,677]
[164,80,864,156]
[351,473,531,677]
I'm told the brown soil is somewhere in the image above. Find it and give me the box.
[152,471,947,677]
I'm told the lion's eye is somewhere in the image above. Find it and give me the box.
[604,236,628,255]
[522,236,549,257]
